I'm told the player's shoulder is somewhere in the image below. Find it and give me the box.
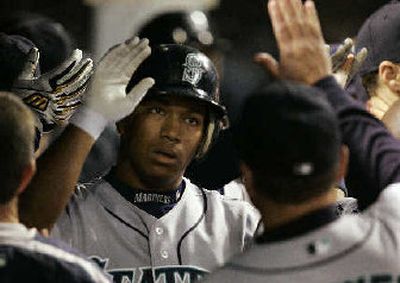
[73,177,108,200]
[185,178,260,219]
[0,226,110,283]
[364,182,400,219]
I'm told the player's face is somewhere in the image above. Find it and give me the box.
[120,95,206,190]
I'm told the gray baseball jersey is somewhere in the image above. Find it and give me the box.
[203,184,400,283]
[51,177,260,283]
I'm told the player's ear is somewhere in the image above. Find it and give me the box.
[336,145,349,182]
[240,162,256,198]
[116,120,125,135]
[379,61,400,93]
[17,159,36,195]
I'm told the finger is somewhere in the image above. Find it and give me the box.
[349,47,368,78]
[54,82,88,105]
[18,47,40,80]
[120,77,155,119]
[100,37,141,68]
[46,49,83,88]
[280,0,304,38]
[342,54,355,74]
[324,44,331,56]
[268,0,291,47]
[53,59,93,99]
[331,38,353,71]
[254,52,280,79]
[121,40,151,76]
[304,0,324,40]
[56,57,94,87]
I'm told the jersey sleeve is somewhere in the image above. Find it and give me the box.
[51,183,89,246]
[315,76,400,210]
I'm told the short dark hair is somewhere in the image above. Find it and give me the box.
[234,81,341,204]
[0,33,36,91]
[0,92,35,204]
[361,70,379,97]
[0,12,74,73]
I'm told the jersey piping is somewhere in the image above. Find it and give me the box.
[177,187,207,264]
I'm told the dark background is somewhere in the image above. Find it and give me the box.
[0,0,392,54]
[0,0,392,187]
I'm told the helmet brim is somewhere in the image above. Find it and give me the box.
[146,86,227,120]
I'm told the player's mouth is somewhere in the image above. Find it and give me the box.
[151,149,179,165]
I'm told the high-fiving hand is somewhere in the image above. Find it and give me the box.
[12,48,93,131]
[70,37,155,140]
[255,0,331,85]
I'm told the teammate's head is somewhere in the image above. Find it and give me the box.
[117,44,227,189]
[0,91,36,204]
[137,11,226,75]
[234,81,343,204]
[0,12,74,73]
[0,33,36,91]
[356,1,400,103]
[138,11,216,51]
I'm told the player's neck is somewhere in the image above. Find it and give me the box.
[0,199,19,223]
[114,162,182,192]
[258,189,337,232]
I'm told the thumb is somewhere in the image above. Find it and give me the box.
[120,77,155,118]
[18,47,39,80]
[254,52,280,79]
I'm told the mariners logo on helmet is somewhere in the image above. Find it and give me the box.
[182,53,205,87]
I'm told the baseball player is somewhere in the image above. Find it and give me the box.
[20,39,260,283]
[0,91,110,283]
[203,0,400,282]
[350,1,400,129]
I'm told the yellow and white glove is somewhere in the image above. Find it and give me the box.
[12,47,93,132]
[70,37,154,139]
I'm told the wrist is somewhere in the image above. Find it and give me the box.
[69,106,109,140]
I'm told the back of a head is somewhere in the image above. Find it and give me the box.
[0,12,74,73]
[138,11,216,52]
[234,81,341,204]
[356,1,400,77]
[0,92,35,204]
[0,33,36,91]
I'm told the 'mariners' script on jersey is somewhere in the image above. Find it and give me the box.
[133,193,173,204]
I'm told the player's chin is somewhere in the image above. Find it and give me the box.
[148,160,183,177]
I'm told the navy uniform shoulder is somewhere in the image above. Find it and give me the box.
[0,233,110,283]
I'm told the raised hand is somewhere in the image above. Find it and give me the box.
[12,48,93,131]
[255,0,331,85]
[329,38,368,88]
[70,37,155,139]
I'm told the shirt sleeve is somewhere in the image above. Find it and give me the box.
[314,76,400,210]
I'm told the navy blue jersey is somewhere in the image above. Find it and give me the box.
[0,223,110,283]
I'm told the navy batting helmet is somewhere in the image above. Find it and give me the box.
[127,43,228,157]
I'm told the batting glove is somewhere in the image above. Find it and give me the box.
[328,38,368,88]
[70,37,154,140]
[12,48,94,132]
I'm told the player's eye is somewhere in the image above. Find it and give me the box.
[184,117,201,126]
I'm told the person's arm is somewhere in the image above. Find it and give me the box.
[255,0,400,210]
[20,37,154,230]
[20,125,94,229]
[315,76,400,209]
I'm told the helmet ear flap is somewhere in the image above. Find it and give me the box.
[195,113,229,159]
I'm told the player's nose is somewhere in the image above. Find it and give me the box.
[160,114,181,143]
